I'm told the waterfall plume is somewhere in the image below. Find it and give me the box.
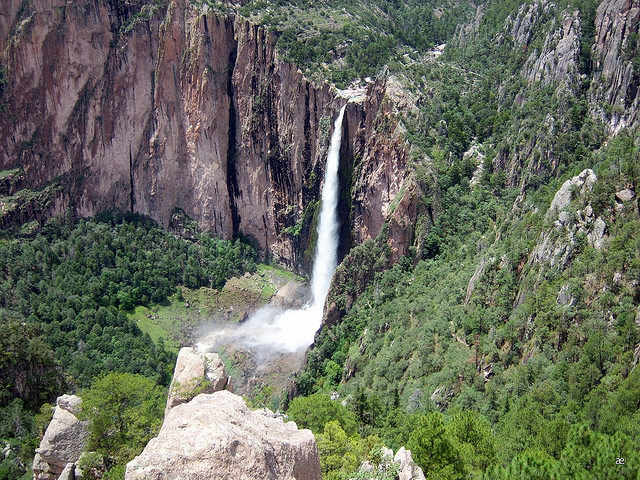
[198,105,347,353]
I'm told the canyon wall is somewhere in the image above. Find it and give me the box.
[0,0,415,271]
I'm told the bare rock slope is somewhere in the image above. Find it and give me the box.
[126,348,321,480]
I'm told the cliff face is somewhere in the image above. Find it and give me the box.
[589,0,640,133]
[0,0,415,271]
[455,0,639,189]
[126,348,322,480]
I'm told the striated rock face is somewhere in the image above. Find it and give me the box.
[0,0,416,271]
[500,0,555,47]
[32,395,89,480]
[126,390,321,480]
[165,347,231,416]
[522,10,581,87]
[589,0,640,133]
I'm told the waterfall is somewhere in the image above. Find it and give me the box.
[197,105,347,353]
[310,104,346,308]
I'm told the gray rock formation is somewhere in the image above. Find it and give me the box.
[500,0,554,47]
[32,395,89,480]
[589,0,640,133]
[616,188,635,203]
[126,391,321,480]
[531,169,608,267]
[271,280,310,309]
[165,347,230,416]
[395,447,426,480]
[547,169,597,218]
[588,217,607,250]
[57,463,76,480]
[354,446,425,480]
[522,10,580,86]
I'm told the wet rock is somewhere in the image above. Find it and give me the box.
[271,280,309,309]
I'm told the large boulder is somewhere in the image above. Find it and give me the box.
[32,395,89,480]
[395,447,426,480]
[547,169,597,218]
[126,390,322,480]
[165,347,231,416]
[271,280,309,309]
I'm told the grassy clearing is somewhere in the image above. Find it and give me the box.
[0,168,20,179]
[129,264,307,350]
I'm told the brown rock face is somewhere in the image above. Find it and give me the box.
[0,0,417,270]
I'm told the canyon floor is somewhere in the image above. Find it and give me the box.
[129,264,309,406]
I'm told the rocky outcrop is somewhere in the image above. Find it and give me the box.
[589,0,640,133]
[395,447,426,480]
[0,0,416,272]
[453,4,485,46]
[126,390,321,480]
[32,395,89,480]
[128,343,321,479]
[355,446,425,480]
[165,347,230,416]
[547,168,598,218]
[499,0,555,47]
[271,280,309,309]
[530,169,607,269]
[522,10,581,87]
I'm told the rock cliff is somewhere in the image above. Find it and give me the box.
[0,0,416,271]
[126,348,322,479]
[589,0,640,133]
[32,395,89,480]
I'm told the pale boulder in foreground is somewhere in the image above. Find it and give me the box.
[32,395,89,480]
[125,390,322,480]
[165,347,231,416]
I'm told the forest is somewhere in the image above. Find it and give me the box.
[1,0,639,477]
[0,213,256,478]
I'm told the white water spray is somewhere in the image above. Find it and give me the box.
[198,105,347,353]
[311,104,346,307]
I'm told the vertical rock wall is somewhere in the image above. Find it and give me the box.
[0,0,416,270]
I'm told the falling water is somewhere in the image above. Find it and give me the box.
[311,104,346,308]
[197,105,347,353]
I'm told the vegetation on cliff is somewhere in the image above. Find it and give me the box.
[1,0,639,478]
